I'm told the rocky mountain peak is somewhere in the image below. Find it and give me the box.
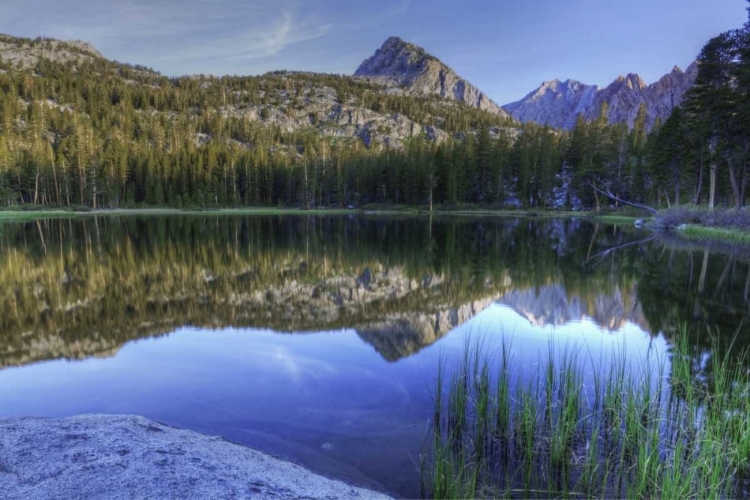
[625,73,647,90]
[355,37,510,118]
[355,36,434,79]
[502,77,598,130]
[611,73,647,91]
[531,79,560,97]
[383,36,405,46]
[380,36,429,58]
[1,32,522,153]
[504,62,698,130]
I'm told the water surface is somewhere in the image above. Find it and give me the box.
[0,215,747,497]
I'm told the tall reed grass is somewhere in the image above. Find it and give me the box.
[421,333,750,499]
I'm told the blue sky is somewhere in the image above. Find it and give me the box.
[0,0,746,103]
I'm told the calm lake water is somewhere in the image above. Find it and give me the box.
[0,215,748,498]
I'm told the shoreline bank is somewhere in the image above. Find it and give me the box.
[3,205,750,248]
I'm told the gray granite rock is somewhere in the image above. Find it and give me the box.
[0,414,393,500]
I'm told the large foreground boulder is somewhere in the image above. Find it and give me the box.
[0,414,393,500]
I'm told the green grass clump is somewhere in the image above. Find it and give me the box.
[594,215,640,225]
[0,210,82,221]
[421,333,750,499]
[678,224,750,244]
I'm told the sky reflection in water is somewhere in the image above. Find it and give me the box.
[0,303,667,497]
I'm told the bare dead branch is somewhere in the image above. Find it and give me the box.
[586,233,658,267]
[588,181,660,218]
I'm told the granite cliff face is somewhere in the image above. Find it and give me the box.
[355,37,510,118]
[504,63,698,130]
[214,80,449,149]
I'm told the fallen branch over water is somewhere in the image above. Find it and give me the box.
[586,233,658,266]
[589,181,660,218]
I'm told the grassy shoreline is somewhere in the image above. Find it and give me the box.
[422,335,750,499]
[674,223,750,244]
[651,206,750,245]
[0,205,634,222]
[5,205,750,248]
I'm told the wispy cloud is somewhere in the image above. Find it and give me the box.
[0,0,334,72]
[0,0,413,75]
[392,0,413,17]
[161,10,333,63]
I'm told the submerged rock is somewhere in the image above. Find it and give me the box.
[0,414,392,500]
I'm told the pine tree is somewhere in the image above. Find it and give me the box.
[684,31,740,208]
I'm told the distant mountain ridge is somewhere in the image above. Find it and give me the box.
[1,32,693,134]
[0,34,104,69]
[0,33,516,152]
[503,63,698,130]
[354,36,510,118]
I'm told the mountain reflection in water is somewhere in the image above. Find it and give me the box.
[0,215,747,368]
[0,214,748,498]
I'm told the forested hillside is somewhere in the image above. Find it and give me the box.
[0,3,749,211]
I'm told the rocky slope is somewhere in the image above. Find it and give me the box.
[504,63,698,130]
[355,37,510,118]
[0,34,103,69]
[0,33,511,151]
[214,77,450,149]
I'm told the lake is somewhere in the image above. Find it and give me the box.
[0,215,748,498]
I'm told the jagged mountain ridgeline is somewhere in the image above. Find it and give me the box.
[503,63,698,130]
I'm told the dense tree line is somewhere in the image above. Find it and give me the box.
[0,53,637,211]
[1,4,750,211]
[647,1,750,209]
[0,38,520,209]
